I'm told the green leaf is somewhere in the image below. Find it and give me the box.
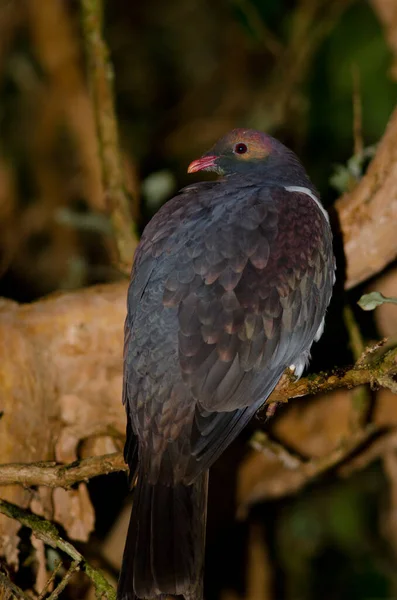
[358,291,397,311]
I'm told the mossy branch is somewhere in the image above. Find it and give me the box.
[267,341,397,406]
[0,498,116,599]
[80,0,138,272]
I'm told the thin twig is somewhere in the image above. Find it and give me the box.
[251,425,375,481]
[230,0,283,56]
[378,374,397,394]
[343,304,365,360]
[339,429,397,477]
[239,425,377,510]
[343,304,371,429]
[356,337,388,367]
[47,560,80,600]
[37,560,63,600]
[0,571,32,600]
[250,431,302,469]
[352,63,364,156]
[80,0,137,272]
[0,499,116,600]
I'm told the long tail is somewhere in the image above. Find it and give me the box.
[117,467,209,600]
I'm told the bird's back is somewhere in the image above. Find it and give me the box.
[123,176,334,485]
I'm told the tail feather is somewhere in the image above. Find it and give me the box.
[117,468,208,600]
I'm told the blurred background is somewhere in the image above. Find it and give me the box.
[1,0,397,599]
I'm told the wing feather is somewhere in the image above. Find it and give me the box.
[123,181,335,483]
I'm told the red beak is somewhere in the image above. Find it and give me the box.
[187,155,217,174]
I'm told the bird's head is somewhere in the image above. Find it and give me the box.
[187,129,289,176]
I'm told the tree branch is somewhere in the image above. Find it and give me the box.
[247,425,375,499]
[0,453,127,488]
[37,560,63,600]
[80,0,138,272]
[266,343,397,405]
[0,344,396,490]
[46,560,80,600]
[336,105,397,289]
[0,498,115,599]
[370,0,397,80]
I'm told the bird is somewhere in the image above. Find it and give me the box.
[118,128,335,600]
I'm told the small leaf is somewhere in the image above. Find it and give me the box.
[329,146,377,193]
[358,291,397,311]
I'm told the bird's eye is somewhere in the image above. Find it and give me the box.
[235,143,248,155]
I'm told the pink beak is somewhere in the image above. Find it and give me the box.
[187,155,217,174]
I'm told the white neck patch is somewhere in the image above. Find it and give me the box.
[284,185,329,223]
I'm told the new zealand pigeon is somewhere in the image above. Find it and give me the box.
[118,129,335,600]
